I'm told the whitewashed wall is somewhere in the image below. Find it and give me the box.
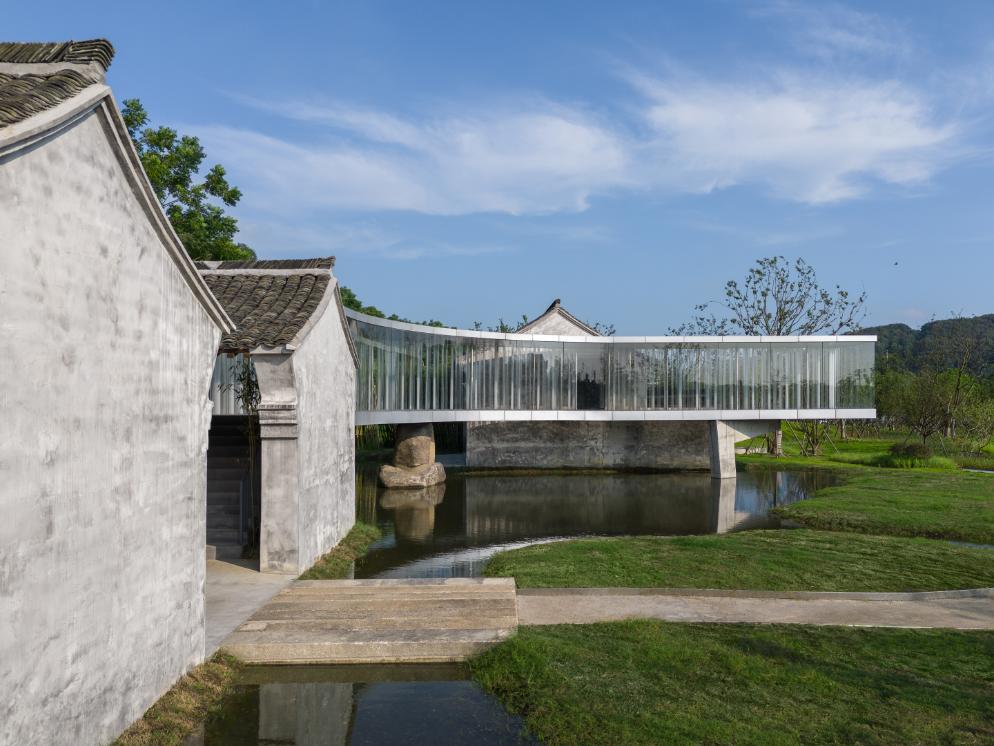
[293,292,357,571]
[0,107,221,745]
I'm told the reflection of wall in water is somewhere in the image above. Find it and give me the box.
[356,463,380,525]
[258,682,352,746]
[463,474,725,540]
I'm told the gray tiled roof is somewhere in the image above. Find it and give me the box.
[202,271,332,351]
[195,258,335,271]
[0,39,114,128]
[0,40,114,68]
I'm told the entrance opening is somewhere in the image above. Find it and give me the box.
[207,415,261,564]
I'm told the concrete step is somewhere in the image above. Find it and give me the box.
[207,454,249,472]
[207,503,240,515]
[222,578,518,664]
[207,528,242,544]
[206,479,243,493]
[207,446,251,458]
[224,628,514,665]
[207,467,248,481]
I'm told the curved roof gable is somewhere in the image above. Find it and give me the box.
[0,40,113,127]
[0,38,232,332]
[516,299,599,336]
[199,259,356,365]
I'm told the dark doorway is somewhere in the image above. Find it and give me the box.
[207,415,260,561]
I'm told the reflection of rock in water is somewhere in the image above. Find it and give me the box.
[463,474,721,541]
[380,484,446,543]
[258,682,352,746]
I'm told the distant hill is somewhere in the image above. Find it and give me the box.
[858,314,994,373]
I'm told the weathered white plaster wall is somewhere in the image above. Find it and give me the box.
[0,108,220,745]
[293,291,357,572]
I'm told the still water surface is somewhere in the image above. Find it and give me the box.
[203,464,834,745]
[355,464,837,579]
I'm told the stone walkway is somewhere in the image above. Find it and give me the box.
[205,559,295,655]
[517,587,994,630]
[222,578,518,664]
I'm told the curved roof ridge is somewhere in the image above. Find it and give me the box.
[517,299,599,336]
[0,39,114,70]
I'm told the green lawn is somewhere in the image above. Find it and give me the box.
[484,529,994,591]
[298,521,381,579]
[471,621,994,746]
[768,468,994,544]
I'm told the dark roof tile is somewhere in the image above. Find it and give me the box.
[0,39,114,69]
[196,258,335,271]
[0,39,114,128]
[203,272,331,350]
[0,69,101,127]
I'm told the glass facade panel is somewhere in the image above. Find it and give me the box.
[348,315,875,415]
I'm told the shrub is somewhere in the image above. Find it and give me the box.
[890,443,933,459]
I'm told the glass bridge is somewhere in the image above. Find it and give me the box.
[346,310,876,426]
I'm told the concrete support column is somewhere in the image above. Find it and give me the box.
[259,403,300,573]
[254,353,301,574]
[710,419,778,479]
[708,420,738,479]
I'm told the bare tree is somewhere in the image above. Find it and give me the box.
[672,256,867,336]
[673,256,867,454]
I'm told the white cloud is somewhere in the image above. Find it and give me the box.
[197,101,631,216]
[632,72,955,203]
[755,2,913,60]
[198,37,959,216]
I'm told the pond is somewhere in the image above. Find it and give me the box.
[201,463,835,744]
[354,464,838,579]
[201,665,536,746]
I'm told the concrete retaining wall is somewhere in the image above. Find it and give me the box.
[465,421,712,470]
[0,108,221,745]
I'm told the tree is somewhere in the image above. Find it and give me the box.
[121,99,254,261]
[672,256,867,336]
[673,256,867,455]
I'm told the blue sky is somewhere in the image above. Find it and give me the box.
[10,1,994,332]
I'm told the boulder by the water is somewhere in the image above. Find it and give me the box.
[393,423,436,468]
[379,461,446,489]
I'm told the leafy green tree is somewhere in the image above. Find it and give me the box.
[340,286,445,327]
[121,99,254,261]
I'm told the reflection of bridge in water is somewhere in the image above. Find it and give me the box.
[354,467,839,579]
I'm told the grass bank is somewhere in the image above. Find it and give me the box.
[484,529,994,592]
[763,468,994,544]
[113,653,242,746]
[471,621,994,746]
[298,521,381,579]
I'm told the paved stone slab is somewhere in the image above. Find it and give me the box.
[206,560,296,656]
[517,587,994,630]
[222,578,518,664]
